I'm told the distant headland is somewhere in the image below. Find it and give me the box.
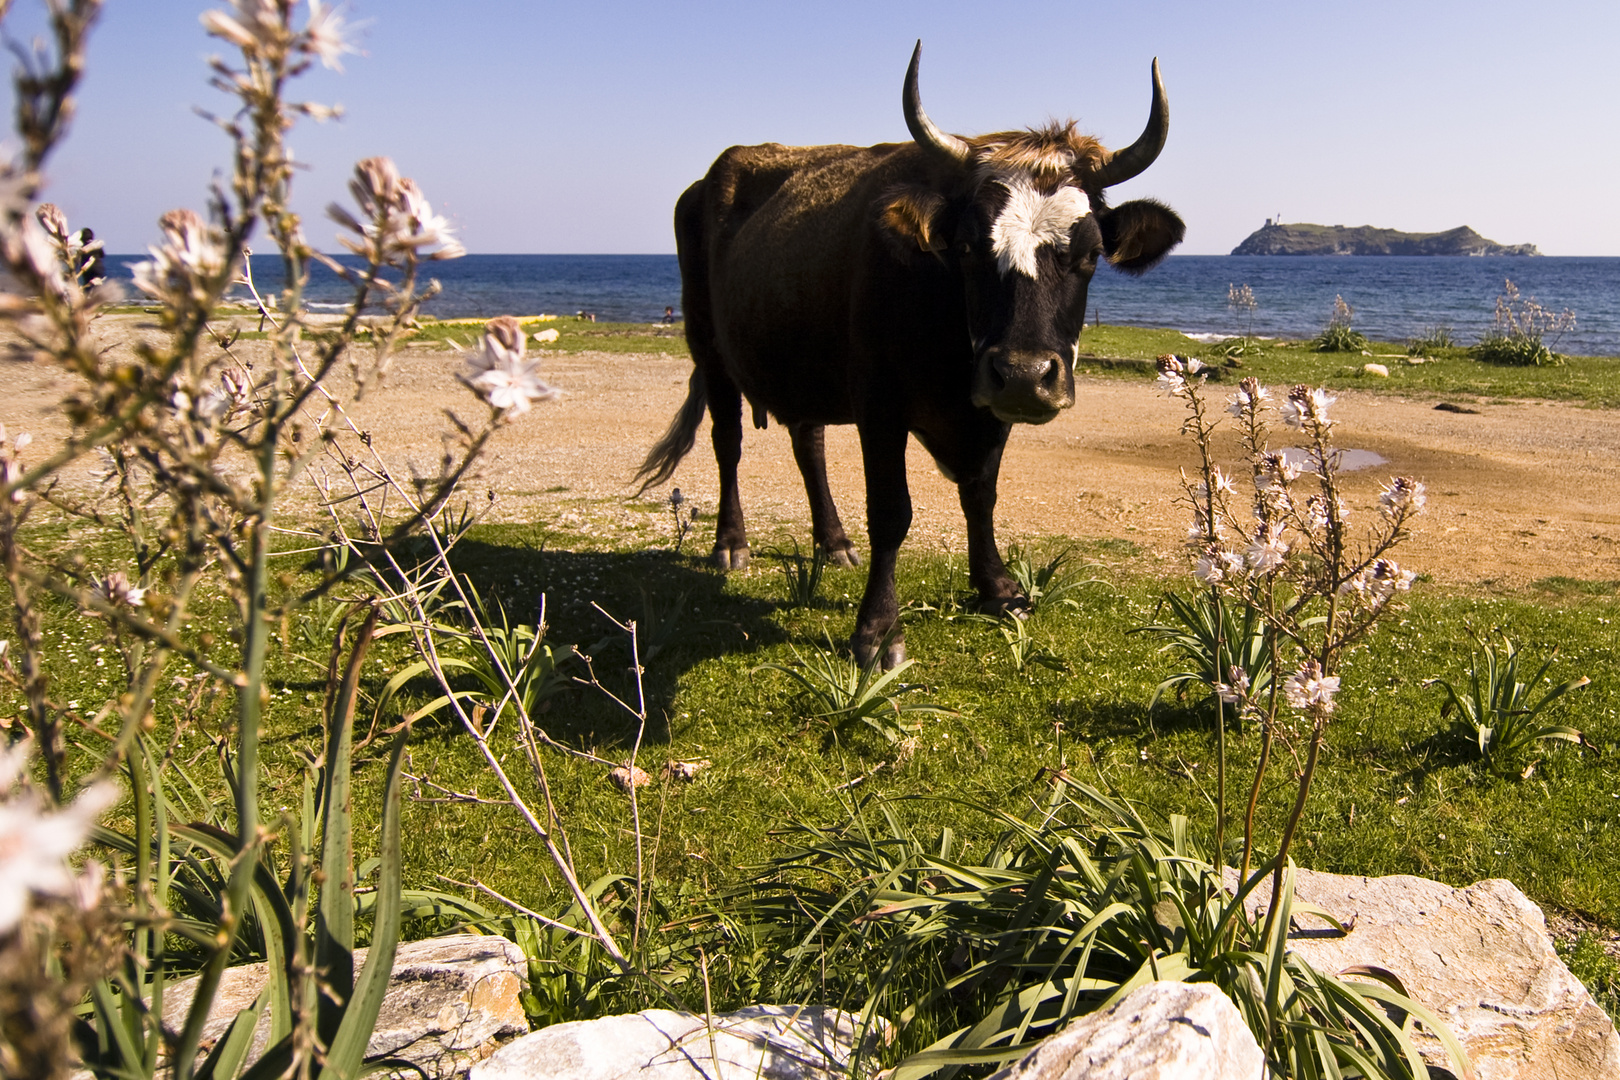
[1231,220,1539,257]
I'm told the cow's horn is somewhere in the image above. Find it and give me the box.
[1092,58,1169,189]
[903,41,972,169]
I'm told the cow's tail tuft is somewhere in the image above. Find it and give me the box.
[633,367,707,494]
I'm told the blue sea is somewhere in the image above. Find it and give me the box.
[105,253,1620,357]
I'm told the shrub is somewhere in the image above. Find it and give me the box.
[1312,294,1369,352]
[1471,278,1574,366]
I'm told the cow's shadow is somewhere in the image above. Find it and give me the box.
[399,538,784,754]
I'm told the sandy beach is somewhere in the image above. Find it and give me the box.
[5,315,1619,591]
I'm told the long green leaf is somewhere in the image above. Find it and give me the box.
[320,724,409,1080]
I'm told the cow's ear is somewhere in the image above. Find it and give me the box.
[1098,198,1184,275]
[878,185,948,262]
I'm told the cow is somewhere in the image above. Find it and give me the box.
[636,42,1185,668]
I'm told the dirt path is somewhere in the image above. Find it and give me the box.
[6,325,1619,589]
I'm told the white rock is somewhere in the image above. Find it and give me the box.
[1363,362,1390,377]
[162,934,529,1079]
[471,1005,877,1080]
[984,982,1264,1080]
[1231,869,1620,1080]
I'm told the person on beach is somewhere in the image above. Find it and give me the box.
[662,305,675,324]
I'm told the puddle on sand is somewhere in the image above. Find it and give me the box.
[1279,448,1387,474]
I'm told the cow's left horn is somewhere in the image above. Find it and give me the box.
[1092,58,1169,189]
[903,41,972,169]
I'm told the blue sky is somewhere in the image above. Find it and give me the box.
[7,0,1618,255]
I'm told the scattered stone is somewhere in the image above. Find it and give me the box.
[1230,869,1620,1079]
[662,758,711,782]
[1363,363,1390,377]
[608,764,652,791]
[1435,402,1481,414]
[162,934,529,1079]
[984,982,1264,1080]
[471,1006,881,1080]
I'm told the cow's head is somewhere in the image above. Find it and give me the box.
[880,43,1185,424]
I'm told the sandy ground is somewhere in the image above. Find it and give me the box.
[5,317,1620,590]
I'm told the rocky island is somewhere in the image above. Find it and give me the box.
[1232,220,1539,256]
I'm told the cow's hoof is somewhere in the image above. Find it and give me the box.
[827,545,861,568]
[852,634,906,670]
[980,594,1031,620]
[713,544,750,571]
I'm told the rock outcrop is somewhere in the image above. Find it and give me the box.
[1231,221,1538,256]
[471,1006,879,1080]
[162,933,529,1079]
[1231,869,1620,1079]
[984,982,1264,1080]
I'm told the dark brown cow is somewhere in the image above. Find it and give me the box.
[637,43,1184,666]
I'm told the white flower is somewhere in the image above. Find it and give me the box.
[1194,545,1245,585]
[462,316,561,416]
[201,0,282,53]
[1226,377,1270,419]
[1155,355,1187,397]
[1258,451,1300,485]
[1246,523,1288,572]
[1217,666,1251,704]
[329,157,463,263]
[302,0,356,70]
[1379,476,1427,521]
[92,571,146,609]
[0,740,118,934]
[1194,468,1237,500]
[1281,385,1335,429]
[1339,558,1416,604]
[0,424,30,502]
[1284,660,1340,714]
[131,209,233,310]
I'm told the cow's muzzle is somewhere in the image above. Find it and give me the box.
[972,348,1075,423]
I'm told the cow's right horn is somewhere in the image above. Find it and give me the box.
[903,41,972,169]
[1092,58,1169,189]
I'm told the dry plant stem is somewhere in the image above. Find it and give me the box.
[1180,377,1229,866]
[582,602,650,951]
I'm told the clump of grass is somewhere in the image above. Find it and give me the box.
[1407,325,1454,357]
[1558,934,1620,1021]
[1312,294,1369,353]
[753,634,951,747]
[1428,636,1589,771]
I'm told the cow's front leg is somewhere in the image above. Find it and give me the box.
[789,422,860,567]
[957,439,1028,617]
[707,371,750,570]
[851,419,910,669]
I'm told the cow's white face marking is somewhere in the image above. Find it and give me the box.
[989,179,1089,280]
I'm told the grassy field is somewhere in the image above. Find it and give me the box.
[24,517,1620,953]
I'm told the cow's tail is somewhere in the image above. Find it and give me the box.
[633,367,707,494]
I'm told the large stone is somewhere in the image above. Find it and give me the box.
[1231,869,1620,1079]
[984,982,1264,1080]
[470,1005,877,1080]
[162,933,529,1078]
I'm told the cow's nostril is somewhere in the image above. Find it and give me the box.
[1040,358,1059,388]
[987,351,1011,390]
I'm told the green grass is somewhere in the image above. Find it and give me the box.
[1075,324,1620,406]
[23,522,1620,928]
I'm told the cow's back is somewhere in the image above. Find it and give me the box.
[678,141,921,426]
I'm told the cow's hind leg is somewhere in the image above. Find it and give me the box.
[788,422,860,567]
[707,369,750,570]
